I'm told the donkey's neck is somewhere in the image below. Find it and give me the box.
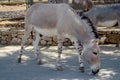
[78,13,98,45]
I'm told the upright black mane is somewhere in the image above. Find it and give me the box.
[78,12,99,39]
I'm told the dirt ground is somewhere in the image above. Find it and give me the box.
[0,45,120,80]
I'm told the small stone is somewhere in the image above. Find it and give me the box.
[47,42,52,45]
[27,39,33,45]
[52,36,57,42]
[12,34,17,37]
[43,36,52,42]
[18,34,23,39]
[40,40,47,46]
[11,38,18,44]
[1,41,8,45]
[64,42,72,46]
[2,31,6,36]
[17,38,21,44]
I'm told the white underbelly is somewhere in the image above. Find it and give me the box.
[33,26,76,40]
[97,20,117,27]
[34,27,57,36]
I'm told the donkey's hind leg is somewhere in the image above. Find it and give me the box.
[33,31,43,65]
[56,36,64,71]
[18,27,32,63]
[72,38,84,72]
[117,12,120,28]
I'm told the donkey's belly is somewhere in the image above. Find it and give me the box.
[97,20,117,27]
[34,27,57,36]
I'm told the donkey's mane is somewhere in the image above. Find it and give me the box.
[78,13,99,39]
[71,7,99,39]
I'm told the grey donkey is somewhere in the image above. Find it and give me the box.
[85,4,120,27]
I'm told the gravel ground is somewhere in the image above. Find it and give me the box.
[0,44,120,80]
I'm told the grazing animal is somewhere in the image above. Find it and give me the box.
[19,3,100,74]
[85,4,120,27]
[48,0,93,11]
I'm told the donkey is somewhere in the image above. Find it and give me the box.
[85,4,120,27]
[19,3,100,74]
[48,0,93,11]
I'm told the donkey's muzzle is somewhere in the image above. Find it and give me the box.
[92,69,99,75]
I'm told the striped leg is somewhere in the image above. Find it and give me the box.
[18,28,31,63]
[56,37,63,71]
[73,39,84,72]
[33,32,43,64]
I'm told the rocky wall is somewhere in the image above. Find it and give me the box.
[0,28,72,46]
[0,27,120,45]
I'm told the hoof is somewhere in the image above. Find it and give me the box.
[79,67,85,73]
[116,44,119,47]
[18,57,21,63]
[38,60,43,65]
[57,66,64,71]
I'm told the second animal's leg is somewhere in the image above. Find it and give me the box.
[116,40,120,47]
[117,12,120,28]
[72,39,84,72]
[33,32,43,64]
[56,36,63,71]
[116,15,120,47]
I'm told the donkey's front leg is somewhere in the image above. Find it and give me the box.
[56,38,63,71]
[33,32,43,65]
[73,39,84,72]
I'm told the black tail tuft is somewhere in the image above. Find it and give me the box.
[31,31,33,39]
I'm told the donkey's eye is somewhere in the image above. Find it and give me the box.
[93,52,97,55]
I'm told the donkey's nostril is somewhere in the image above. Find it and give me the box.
[92,69,99,75]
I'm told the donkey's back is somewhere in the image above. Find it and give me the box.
[85,4,120,27]
[25,3,80,37]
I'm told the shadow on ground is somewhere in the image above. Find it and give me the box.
[0,45,120,80]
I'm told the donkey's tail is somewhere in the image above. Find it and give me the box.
[31,31,33,39]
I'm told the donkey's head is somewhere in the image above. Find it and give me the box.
[82,39,100,74]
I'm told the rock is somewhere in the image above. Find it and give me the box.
[40,40,47,46]
[17,34,23,39]
[1,41,8,45]
[12,34,17,37]
[28,39,33,45]
[47,41,53,45]
[43,36,52,42]
[52,36,57,42]
[17,38,21,44]
[11,38,18,44]
[2,31,6,36]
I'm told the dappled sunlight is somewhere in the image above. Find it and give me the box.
[20,55,31,63]
[0,45,120,80]
[0,52,8,57]
[101,50,120,56]
[41,62,56,70]
[102,50,115,55]
[0,46,19,57]
[41,46,77,60]
[0,45,33,58]
[100,45,120,56]
[50,79,84,80]
[98,69,117,79]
